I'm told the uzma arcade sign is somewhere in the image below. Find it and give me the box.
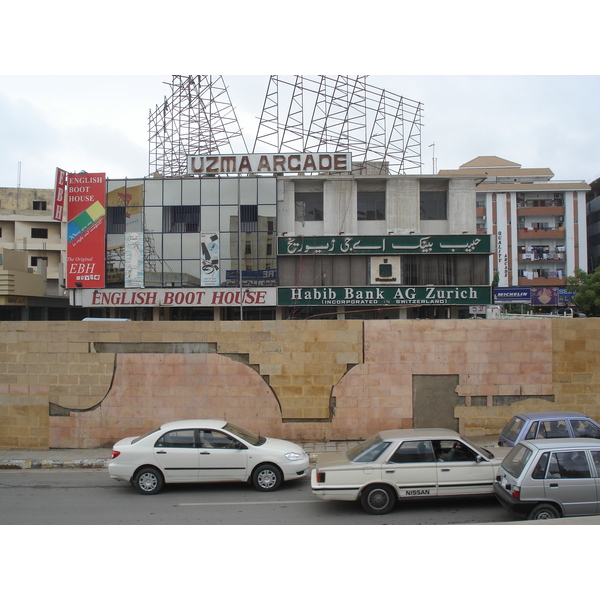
[278,286,492,307]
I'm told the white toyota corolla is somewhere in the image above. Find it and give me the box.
[108,419,309,495]
[311,428,511,514]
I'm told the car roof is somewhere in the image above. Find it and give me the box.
[513,411,589,420]
[160,419,228,430]
[520,438,600,451]
[378,428,462,441]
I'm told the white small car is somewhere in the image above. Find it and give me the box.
[108,419,309,495]
[311,428,510,514]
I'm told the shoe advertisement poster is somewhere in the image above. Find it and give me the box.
[201,233,219,286]
[66,173,106,288]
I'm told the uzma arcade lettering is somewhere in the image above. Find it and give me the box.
[188,153,351,175]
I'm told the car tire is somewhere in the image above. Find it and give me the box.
[133,466,164,495]
[528,503,560,520]
[361,484,396,515]
[252,464,282,492]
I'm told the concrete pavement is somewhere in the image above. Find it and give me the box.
[0,435,498,470]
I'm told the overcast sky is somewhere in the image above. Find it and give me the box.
[1,2,599,191]
[2,73,598,189]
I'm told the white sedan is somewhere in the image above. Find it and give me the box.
[311,428,510,514]
[108,419,310,495]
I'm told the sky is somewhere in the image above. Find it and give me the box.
[1,2,599,191]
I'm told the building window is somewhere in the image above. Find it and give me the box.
[163,206,200,233]
[31,256,46,267]
[240,205,258,232]
[295,192,323,222]
[33,201,47,211]
[31,228,48,239]
[420,191,447,220]
[357,191,385,220]
[107,206,127,234]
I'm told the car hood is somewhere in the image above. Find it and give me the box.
[485,446,512,461]
[260,437,306,455]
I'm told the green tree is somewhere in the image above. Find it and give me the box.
[566,267,600,316]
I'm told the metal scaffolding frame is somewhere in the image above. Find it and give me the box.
[149,75,423,176]
[148,75,248,177]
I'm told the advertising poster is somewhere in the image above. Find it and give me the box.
[125,232,144,288]
[66,173,106,288]
[53,168,68,221]
[201,233,220,286]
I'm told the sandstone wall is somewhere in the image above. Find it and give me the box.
[1,318,599,449]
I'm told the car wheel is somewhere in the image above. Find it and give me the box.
[361,484,396,515]
[133,467,164,495]
[252,464,282,492]
[528,503,560,520]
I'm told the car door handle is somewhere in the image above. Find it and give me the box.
[441,468,450,472]
[200,451,210,455]
[385,470,395,473]
[156,451,167,454]
[549,483,559,487]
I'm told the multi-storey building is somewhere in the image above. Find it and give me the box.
[66,156,492,320]
[586,176,600,271]
[439,157,590,310]
[0,187,72,320]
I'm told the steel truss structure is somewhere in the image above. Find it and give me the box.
[149,75,248,177]
[149,75,423,176]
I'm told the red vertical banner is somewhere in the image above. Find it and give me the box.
[53,168,68,221]
[66,173,106,288]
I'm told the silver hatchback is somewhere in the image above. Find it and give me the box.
[494,438,600,519]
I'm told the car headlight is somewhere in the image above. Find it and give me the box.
[285,452,305,461]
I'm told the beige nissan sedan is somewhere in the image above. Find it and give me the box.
[311,428,510,514]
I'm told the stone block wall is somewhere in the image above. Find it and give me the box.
[1,318,600,449]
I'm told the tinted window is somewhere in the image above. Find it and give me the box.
[433,440,477,462]
[591,451,600,477]
[501,444,533,478]
[571,419,600,439]
[347,435,391,463]
[389,440,435,463]
[155,429,197,448]
[541,420,568,439]
[501,416,526,442]
[532,452,550,479]
[547,451,591,479]
[200,430,239,449]
[524,421,538,440]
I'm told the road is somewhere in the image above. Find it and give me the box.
[0,468,516,525]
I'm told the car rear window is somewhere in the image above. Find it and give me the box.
[501,443,533,478]
[501,416,526,442]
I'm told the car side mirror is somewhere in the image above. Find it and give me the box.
[476,455,485,463]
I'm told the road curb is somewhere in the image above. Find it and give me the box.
[0,459,109,470]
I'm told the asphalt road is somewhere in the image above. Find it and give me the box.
[0,468,517,525]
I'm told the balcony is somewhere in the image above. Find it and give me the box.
[518,276,566,286]
[518,227,564,239]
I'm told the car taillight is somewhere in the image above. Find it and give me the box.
[511,486,520,500]
[111,450,120,459]
[316,471,326,483]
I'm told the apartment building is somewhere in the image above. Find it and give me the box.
[0,186,70,319]
[439,157,589,310]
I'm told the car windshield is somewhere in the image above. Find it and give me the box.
[500,416,526,442]
[501,443,534,478]
[347,434,391,463]
[465,439,494,460]
[223,422,264,446]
